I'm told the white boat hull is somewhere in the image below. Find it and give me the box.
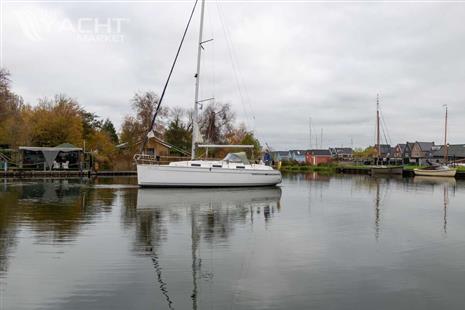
[370,166,403,175]
[413,168,456,177]
[137,164,282,187]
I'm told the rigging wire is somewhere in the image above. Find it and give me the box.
[380,115,389,147]
[380,111,392,146]
[215,1,256,133]
[140,0,199,152]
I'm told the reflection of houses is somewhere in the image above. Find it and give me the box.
[289,150,307,163]
[19,143,91,170]
[271,151,290,162]
[306,149,332,165]
[433,144,465,163]
[329,148,353,161]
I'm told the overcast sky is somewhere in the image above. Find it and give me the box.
[3,1,465,150]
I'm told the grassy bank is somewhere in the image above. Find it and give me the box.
[279,163,337,173]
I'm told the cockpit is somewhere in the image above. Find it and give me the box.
[222,152,250,165]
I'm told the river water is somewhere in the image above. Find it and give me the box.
[0,174,464,309]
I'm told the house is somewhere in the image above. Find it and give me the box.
[410,141,435,165]
[393,143,406,159]
[117,135,188,157]
[289,150,307,163]
[271,151,290,162]
[375,144,392,158]
[329,148,353,161]
[306,149,332,165]
[433,144,465,163]
[402,142,416,163]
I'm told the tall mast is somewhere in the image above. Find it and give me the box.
[376,94,381,160]
[444,104,448,163]
[308,117,312,149]
[191,0,206,160]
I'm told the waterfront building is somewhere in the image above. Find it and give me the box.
[329,147,353,161]
[410,141,435,165]
[306,149,332,165]
[289,150,307,163]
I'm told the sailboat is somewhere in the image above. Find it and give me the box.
[414,105,456,177]
[370,95,403,176]
[135,0,281,187]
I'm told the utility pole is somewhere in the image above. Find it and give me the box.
[320,128,323,149]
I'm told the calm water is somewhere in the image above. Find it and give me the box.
[1,174,465,309]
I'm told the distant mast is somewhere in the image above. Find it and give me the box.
[191,0,206,160]
[376,94,381,162]
[444,104,448,163]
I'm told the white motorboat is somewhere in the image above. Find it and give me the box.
[135,0,281,187]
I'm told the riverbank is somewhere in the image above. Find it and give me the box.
[280,163,465,179]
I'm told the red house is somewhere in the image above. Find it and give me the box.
[305,149,332,165]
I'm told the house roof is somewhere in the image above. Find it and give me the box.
[395,144,406,152]
[272,151,289,156]
[405,142,415,151]
[433,144,465,158]
[330,147,353,154]
[117,136,173,150]
[376,144,392,155]
[289,150,307,155]
[308,149,331,156]
[416,142,435,152]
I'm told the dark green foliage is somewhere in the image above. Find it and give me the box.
[101,118,119,144]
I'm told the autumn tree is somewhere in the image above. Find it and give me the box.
[0,69,29,147]
[199,102,235,144]
[29,95,83,147]
[120,91,168,150]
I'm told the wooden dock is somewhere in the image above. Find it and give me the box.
[1,170,137,178]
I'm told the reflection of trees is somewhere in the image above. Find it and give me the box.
[0,178,118,274]
[199,203,249,242]
[0,190,21,273]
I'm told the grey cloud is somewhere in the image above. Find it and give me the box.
[4,2,465,149]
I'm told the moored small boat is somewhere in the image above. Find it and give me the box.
[370,166,403,175]
[414,105,456,178]
[413,166,456,177]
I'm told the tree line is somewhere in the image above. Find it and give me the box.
[0,69,260,169]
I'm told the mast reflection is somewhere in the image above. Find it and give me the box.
[135,187,282,309]
[413,176,456,234]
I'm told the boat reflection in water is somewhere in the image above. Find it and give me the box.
[137,187,282,210]
[414,176,456,234]
[135,186,282,310]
